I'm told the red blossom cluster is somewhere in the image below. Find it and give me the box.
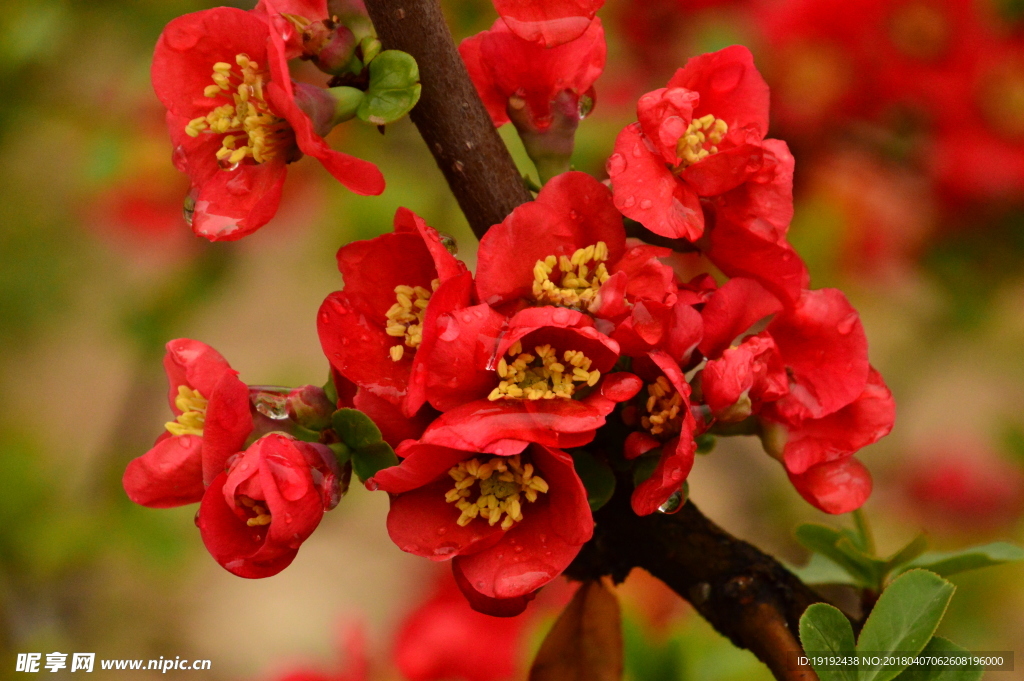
[126,0,895,618]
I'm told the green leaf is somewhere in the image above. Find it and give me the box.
[856,569,955,681]
[357,50,421,125]
[331,408,384,450]
[900,542,1024,578]
[795,524,883,588]
[799,603,857,681]
[884,535,929,575]
[569,449,616,511]
[891,637,983,681]
[351,440,398,483]
[789,553,859,586]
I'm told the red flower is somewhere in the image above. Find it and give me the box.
[622,351,698,515]
[369,441,592,616]
[460,19,606,128]
[701,333,788,421]
[318,208,466,409]
[491,0,605,47]
[123,339,251,508]
[416,305,641,453]
[395,572,527,681]
[198,433,340,578]
[606,45,771,241]
[153,7,383,241]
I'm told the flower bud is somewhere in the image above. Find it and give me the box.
[287,384,336,431]
[508,89,580,185]
[293,83,364,137]
[304,20,359,75]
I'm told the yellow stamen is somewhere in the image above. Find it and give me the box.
[487,344,599,401]
[640,376,684,437]
[184,52,290,167]
[532,241,611,308]
[239,495,273,527]
[445,454,549,529]
[386,279,440,362]
[675,115,729,167]
[164,385,208,436]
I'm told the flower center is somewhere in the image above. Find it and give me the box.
[532,242,611,307]
[888,1,949,61]
[642,376,683,437]
[385,280,439,362]
[164,385,208,437]
[487,341,600,401]
[184,53,292,167]
[238,494,272,527]
[676,114,729,167]
[444,454,549,530]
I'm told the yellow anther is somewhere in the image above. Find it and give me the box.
[675,115,729,168]
[183,52,291,168]
[385,279,438,362]
[164,385,208,437]
[532,241,612,307]
[641,376,684,437]
[445,454,549,529]
[488,344,598,401]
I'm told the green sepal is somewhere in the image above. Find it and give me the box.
[328,441,352,466]
[695,433,716,454]
[357,50,421,125]
[351,440,399,483]
[332,408,384,450]
[327,85,365,124]
[569,449,616,511]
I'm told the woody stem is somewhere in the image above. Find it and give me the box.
[363,0,532,240]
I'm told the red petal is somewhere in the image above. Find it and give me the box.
[152,8,270,119]
[453,561,536,616]
[667,45,770,140]
[123,434,205,508]
[681,142,764,197]
[706,218,809,309]
[698,277,783,359]
[636,87,699,164]
[191,158,288,241]
[608,124,704,240]
[201,372,255,485]
[162,338,234,409]
[788,457,873,514]
[420,301,507,412]
[354,389,434,448]
[767,288,869,420]
[492,0,604,47]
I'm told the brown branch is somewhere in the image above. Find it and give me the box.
[566,475,821,681]
[363,0,532,239]
[363,2,823,679]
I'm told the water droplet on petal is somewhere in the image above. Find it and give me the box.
[622,195,636,208]
[607,153,626,176]
[640,199,653,210]
[182,190,197,226]
[631,144,644,158]
[710,63,744,93]
[437,527,447,535]
[165,24,200,51]
[657,487,687,514]
[552,308,570,324]
[438,315,461,342]
[837,313,858,335]
[193,510,201,527]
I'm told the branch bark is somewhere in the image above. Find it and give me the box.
[363,2,822,679]
[566,476,821,681]
[363,0,532,239]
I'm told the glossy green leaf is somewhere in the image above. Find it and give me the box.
[331,408,383,450]
[569,449,616,511]
[795,524,882,588]
[891,637,983,681]
[884,535,930,575]
[856,569,955,681]
[789,553,859,586]
[351,440,398,483]
[798,603,857,681]
[900,542,1024,578]
[357,50,421,125]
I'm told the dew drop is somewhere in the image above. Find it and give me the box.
[552,308,570,324]
[437,527,447,535]
[657,486,687,514]
[640,199,653,210]
[622,195,636,208]
[837,313,858,335]
[631,144,644,158]
[193,510,201,527]
[607,153,626,175]
[710,63,744,92]
[165,24,200,51]
[438,315,461,342]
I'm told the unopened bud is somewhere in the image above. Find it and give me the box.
[759,420,788,462]
[509,89,582,185]
[287,385,336,431]
[293,83,364,137]
[304,21,359,75]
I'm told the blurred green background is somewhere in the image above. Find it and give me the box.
[1,0,1023,679]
